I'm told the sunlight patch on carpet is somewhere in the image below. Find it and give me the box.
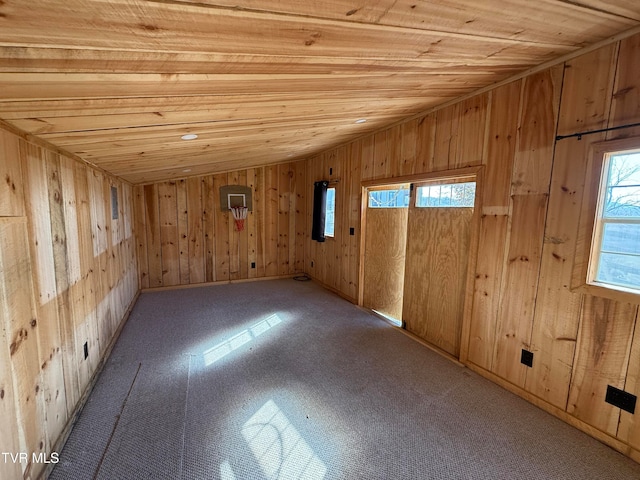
[242,400,326,480]
[203,314,282,366]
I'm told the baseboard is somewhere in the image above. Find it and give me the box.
[41,289,141,480]
[141,273,299,293]
[303,274,357,304]
[464,361,640,461]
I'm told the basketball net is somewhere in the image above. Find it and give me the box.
[230,206,248,232]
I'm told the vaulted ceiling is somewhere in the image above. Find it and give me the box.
[1,1,639,184]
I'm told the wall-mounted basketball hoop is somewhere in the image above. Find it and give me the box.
[231,206,248,231]
[220,185,252,232]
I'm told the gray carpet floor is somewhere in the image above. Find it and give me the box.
[50,278,640,479]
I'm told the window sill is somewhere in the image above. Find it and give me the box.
[572,282,640,305]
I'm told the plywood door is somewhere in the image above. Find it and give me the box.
[402,185,473,357]
[362,205,408,320]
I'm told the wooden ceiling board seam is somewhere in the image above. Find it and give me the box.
[0,49,533,75]
[11,106,423,135]
[2,97,435,123]
[0,73,499,101]
[0,92,453,116]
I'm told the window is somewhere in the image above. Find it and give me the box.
[111,186,119,219]
[590,150,640,291]
[324,187,335,237]
[368,187,410,208]
[416,181,476,208]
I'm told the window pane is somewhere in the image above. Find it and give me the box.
[603,152,640,218]
[601,222,640,255]
[111,186,119,219]
[368,189,410,208]
[596,252,640,289]
[416,182,475,208]
[324,188,335,237]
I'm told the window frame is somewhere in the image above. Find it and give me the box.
[572,137,640,303]
[324,186,336,238]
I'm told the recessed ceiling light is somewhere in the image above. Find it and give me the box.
[181,134,198,140]
[355,118,367,124]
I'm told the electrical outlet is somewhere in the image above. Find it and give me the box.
[350,227,355,236]
[329,167,333,176]
[520,349,533,368]
[606,385,636,414]
[251,262,256,269]
[84,342,89,360]
[311,261,314,268]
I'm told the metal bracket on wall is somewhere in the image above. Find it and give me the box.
[555,121,640,141]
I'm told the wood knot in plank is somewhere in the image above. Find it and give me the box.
[0,389,4,399]
[10,328,28,355]
[613,86,635,99]
[139,23,160,31]
[4,174,15,190]
[305,32,321,46]
[545,236,565,244]
[346,8,359,16]
[30,318,37,328]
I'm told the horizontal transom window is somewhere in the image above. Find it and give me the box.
[416,181,476,208]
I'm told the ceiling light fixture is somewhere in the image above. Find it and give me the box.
[182,169,192,173]
[181,134,198,140]
[355,118,367,124]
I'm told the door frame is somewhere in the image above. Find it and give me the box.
[358,166,484,363]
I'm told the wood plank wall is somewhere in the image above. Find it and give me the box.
[0,127,138,480]
[304,31,640,461]
[306,146,362,300]
[134,161,306,289]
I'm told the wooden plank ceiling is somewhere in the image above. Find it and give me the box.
[0,0,639,184]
